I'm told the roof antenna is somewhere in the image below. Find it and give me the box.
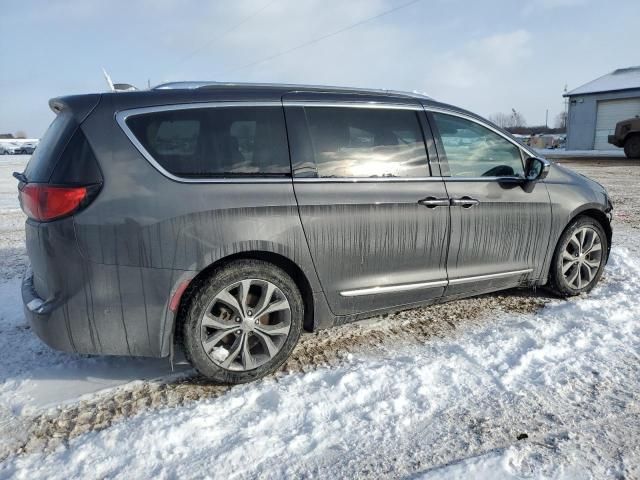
[102,68,115,92]
[102,68,138,92]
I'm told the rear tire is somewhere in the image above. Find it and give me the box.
[182,259,303,384]
[547,216,608,297]
[624,134,640,159]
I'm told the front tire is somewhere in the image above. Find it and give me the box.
[182,259,303,384]
[548,216,608,297]
[624,135,640,159]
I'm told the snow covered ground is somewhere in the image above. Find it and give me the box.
[0,155,639,478]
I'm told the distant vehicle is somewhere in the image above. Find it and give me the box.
[608,116,640,158]
[3,143,23,155]
[16,82,613,384]
[20,145,36,155]
[1,142,36,155]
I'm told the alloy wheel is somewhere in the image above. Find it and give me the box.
[200,279,291,371]
[562,226,603,290]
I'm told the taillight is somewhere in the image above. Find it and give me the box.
[19,184,88,222]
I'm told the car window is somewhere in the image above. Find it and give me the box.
[126,106,290,178]
[432,112,524,178]
[303,107,429,178]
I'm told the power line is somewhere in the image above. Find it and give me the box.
[223,0,423,74]
[165,0,278,75]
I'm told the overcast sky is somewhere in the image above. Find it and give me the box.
[0,0,638,137]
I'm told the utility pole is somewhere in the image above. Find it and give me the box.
[545,109,548,129]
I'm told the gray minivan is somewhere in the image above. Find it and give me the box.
[16,82,613,383]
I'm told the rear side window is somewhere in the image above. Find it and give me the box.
[431,113,524,178]
[23,111,77,183]
[301,107,429,178]
[125,106,290,178]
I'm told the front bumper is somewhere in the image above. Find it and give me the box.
[608,135,623,148]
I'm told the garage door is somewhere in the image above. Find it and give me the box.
[594,98,640,150]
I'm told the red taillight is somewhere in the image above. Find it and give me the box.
[19,184,88,221]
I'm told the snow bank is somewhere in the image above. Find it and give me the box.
[2,244,639,479]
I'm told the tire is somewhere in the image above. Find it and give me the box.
[624,135,640,159]
[548,216,608,297]
[181,259,303,384]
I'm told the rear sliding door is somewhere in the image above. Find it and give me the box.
[284,96,450,316]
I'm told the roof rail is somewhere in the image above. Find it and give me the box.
[152,81,433,100]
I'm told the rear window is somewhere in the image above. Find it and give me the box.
[125,106,291,178]
[23,111,77,183]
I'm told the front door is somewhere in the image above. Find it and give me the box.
[284,98,450,316]
[428,110,552,297]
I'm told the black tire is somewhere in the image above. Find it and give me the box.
[547,216,608,297]
[624,135,640,159]
[181,259,303,384]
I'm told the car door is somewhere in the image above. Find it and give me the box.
[426,109,552,297]
[284,95,450,316]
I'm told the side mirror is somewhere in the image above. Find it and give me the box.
[524,157,551,182]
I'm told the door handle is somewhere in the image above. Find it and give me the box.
[418,197,450,208]
[451,196,480,208]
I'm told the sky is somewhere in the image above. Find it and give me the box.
[0,0,638,138]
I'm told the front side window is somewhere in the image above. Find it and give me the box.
[303,107,429,178]
[432,112,524,178]
[126,106,290,178]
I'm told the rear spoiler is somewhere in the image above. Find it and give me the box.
[48,94,102,124]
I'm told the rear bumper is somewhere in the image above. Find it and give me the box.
[22,268,76,353]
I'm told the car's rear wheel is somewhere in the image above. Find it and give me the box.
[624,134,640,159]
[182,259,303,384]
[548,216,607,297]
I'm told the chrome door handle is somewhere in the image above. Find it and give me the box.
[418,197,450,208]
[451,196,480,208]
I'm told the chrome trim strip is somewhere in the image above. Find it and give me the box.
[115,102,291,184]
[292,176,523,183]
[294,176,445,183]
[447,269,533,285]
[340,280,448,297]
[283,101,423,111]
[339,268,532,297]
[423,106,539,159]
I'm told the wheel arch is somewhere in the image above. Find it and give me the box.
[541,205,612,287]
[570,207,612,258]
[175,250,316,338]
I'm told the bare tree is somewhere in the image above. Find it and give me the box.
[489,110,526,129]
[510,109,526,128]
[554,111,567,130]
[489,112,510,128]
[14,130,27,139]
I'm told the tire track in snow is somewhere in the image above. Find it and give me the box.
[4,290,548,459]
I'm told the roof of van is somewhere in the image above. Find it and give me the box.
[152,81,434,101]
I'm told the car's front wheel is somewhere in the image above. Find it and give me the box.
[548,216,608,297]
[181,259,303,384]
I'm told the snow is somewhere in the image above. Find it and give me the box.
[565,66,640,96]
[2,241,639,478]
[0,155,25,210]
